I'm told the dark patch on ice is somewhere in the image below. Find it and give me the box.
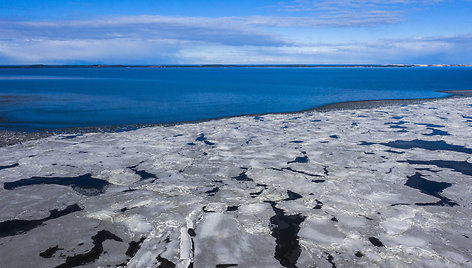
[0,204,82,238]
[415,123,445,128]
[257,183,268,188]
[227,206,239,211]
[272,167,322,177]
[202,206,215,213]
[156,255,176,268]
[174,134,183,137]
[320,141,329,144]
[362,139,472,154]
[331,217,338,222]
[391,116,403,120]
[188,228,196,237]
[416,167,440,173]
[289,116,301,120]
[385,149,404,154]
[364,152,375,155]
[313,200,323,209]
[196,133,215,145]
[329,135,339,139]
[120,207,128,213]
[324,252,336,268]
[56,230,122,268]
[400,160,472,176]
[250,189,263,198]
[323,167,329,176]
[284,190,302,201]
[125,236,145,258]
[203,152,208,156]
[312,119,322,122]
[364,216,373,220]
[187,142,196,146]
[128,165,158,181]
[360,141,375,146]
[312,179,326,183]
[205,187,220,196]
[216,264,238,268]
[368,237,384,247]
[463,115,472,119]
[404,172,458,207]
[287,155,309,164]
[355,251,364,258]
[391,203,409,207]
[424,128,450,136]
[123,189,136,193]
[267,201,306,268]
[463,235,469,239]
[3,174,109,196]
[290,140,303,143]
[351,122,358,126]
[254,116,264,121]
[232,171,253,182]
[40,245,62,258]
[0,162,19,170]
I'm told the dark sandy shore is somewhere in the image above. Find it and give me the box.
[1,90,471,147]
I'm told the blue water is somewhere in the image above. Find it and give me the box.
[0,67,471,131]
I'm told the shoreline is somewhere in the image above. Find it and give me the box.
[1,89,471,147]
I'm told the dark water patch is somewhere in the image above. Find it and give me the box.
[360,141,375,146]
[56,230,123,268]
[250,189,263,198]
[227,206,239,211]
[196,133,215,146]
[312,179,325,183]
[389,125,407,130]
[364,216,373,220]
[331,217,338,222]
[232,171,253,182]
[0,162,18,170]
[257,183,268,188]
[400,160,472,176]
[462,115,472,119]
[329,135,339,139]
[205,187,220,196]
[290,140,303,144]
[424,128,450,136]
[362,139,472,154]
[284,190,302,201]
[174,134,183,137]
[416,167,440,173]
[313,200,323,209]
[368,237,384,247]
[364,152,375,155]
[123,189,136,193]
[40,245,62,258]
[404,172,458,207]
[266,201,306,268]
[125,237,145,258]
[216,264,238,268]
[288,117,301,120]
[312,119,322,122]
[187,142,196,146]
[188,228,196,237]
[120,207,128,213]
[254,116,264,121]
[355,251,364,258]
[386,121,408,125]
[463,235,470,239]
[385,149,404,154]
[391,203,409,207]
[415,123,445,128]
[3,174,109,196]
[202,206,215,213]
[0,204,82,238]
[391,116,403,120]
[324,252,336,268]
[272,167,322,177]
[287,155,309,164]
[429,107,438,109]
[351,122,358,126]
[128,165,158,181]
[323,167,329,176]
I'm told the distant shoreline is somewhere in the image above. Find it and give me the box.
[1,64,471,69]
[1,89,471,147]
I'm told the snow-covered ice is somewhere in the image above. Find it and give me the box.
[1,97,472,267]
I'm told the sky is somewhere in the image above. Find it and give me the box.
[0,0,472,64]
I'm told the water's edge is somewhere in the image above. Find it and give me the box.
[1,89,471,147]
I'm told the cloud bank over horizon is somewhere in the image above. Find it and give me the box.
[0,0,471,64]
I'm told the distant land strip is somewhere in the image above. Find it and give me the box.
[0,64,471,69]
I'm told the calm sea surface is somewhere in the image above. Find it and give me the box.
[0,67,471,131]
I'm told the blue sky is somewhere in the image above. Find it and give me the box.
[1,0,471,64]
